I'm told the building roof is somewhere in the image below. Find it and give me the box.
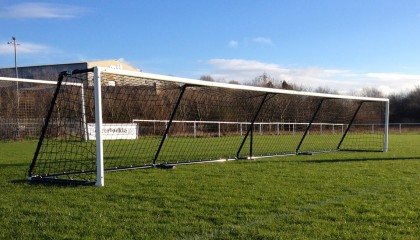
[1,59,140,72]
[0,59,141,80]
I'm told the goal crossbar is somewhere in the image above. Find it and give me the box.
[0,76,83,86]
[100,68,389,102]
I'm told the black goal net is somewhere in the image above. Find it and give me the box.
[28,68,388,185]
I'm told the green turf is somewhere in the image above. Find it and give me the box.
[0,134,419,239]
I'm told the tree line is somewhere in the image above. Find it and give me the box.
[200,73,420,123]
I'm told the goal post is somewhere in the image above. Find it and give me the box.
[28,67,389,186]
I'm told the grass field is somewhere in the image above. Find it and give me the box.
[0,134,419,239]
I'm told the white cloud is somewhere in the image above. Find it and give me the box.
[228,37,273,48]
[362,72,420,94]
[206,59,286,81]
[204,58,420,95]
[0,3,88,19]
[228,40,239,48]
[208,59,282,72]
[252,37,273,46]
[0,42,54,54]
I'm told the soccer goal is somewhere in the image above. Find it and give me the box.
[28,67,389,186]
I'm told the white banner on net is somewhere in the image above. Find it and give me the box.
[87,123,138,140]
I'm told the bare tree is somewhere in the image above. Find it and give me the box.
[359,87,383,98]
[251,73,275,88]
[388,86,420,122]
[314,86,338,94]
[281,80,293,90]
[199,75,215,82]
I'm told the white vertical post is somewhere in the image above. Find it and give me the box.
[384,100,389,152]
[218,122,221,137]
[193,121,197,138]
[79,85,88,141]
[293,123,295,135]
[94,67,104,186]
[165,122,168,138]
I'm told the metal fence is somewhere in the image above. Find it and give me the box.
[1,118,419,141]
[132,119,420,137]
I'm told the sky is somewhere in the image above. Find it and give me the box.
[0,0,420,95]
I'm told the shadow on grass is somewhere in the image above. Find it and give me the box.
[236,155,420,165]
[303,156,420,164]
[11,178,94,188]
[0,162,30,167]
[11,179,28,185]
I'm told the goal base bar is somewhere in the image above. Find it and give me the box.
[338,149,384,152]
[155,164,176,169]
[28,177,96,185]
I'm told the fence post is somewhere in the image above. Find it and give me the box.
[194,121,197,138]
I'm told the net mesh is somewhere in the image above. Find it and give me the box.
[0,80,55,140]
[29,70,386,183]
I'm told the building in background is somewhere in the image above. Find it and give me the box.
[0,59,141,140]
[0,59,140,80]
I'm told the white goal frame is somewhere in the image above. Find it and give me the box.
[91,67,389,186]
[25,67,389,186]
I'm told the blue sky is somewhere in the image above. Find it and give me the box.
[1,0,420,95]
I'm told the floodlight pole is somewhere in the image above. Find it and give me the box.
[7,36,19,86]
[7,37,19,77]
[7,36,20,137]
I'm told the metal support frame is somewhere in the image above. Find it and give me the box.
[336,101,364,150]
[236,93,269,159]
[153,84,188,165]
[28,71,67,178]
[296,98,326,153]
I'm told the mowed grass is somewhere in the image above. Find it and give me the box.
[0,134,419,239]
